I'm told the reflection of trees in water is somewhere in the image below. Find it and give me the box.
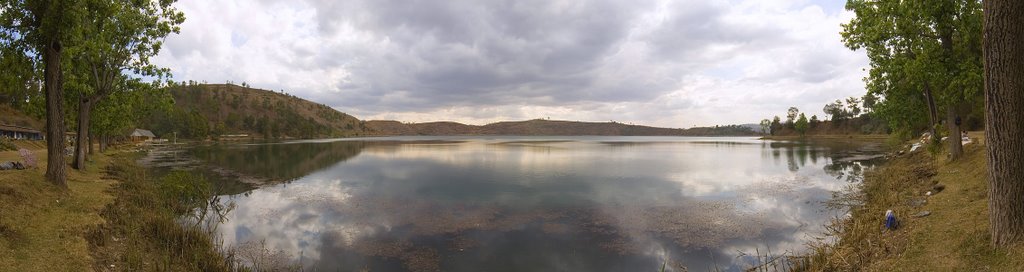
[768,142,818,172]
[202,140,864,271]
[191,141,367,184]
[810,147,819,165]
[823,160,878,183]
[766,141,883,180]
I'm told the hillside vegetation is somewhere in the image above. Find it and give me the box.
[0,105,43,131]
[145,84,366,139]
[770,115,890,137]
[364,119,757,136]
[140,84,756,139]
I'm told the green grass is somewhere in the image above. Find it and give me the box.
[88,154,235,271]
[0,150,116,271]
[796,137,1024,271]
[0,147,246,271]
[0,138,17,151]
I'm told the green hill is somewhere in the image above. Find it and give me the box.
[147,84,366,139]
[144,83,755,139]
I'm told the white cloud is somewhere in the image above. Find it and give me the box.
[153,0,868,127]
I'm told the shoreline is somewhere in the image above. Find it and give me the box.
[0,144,236,271]
[798,135,1024,270]
[7,135,1020,270]
[759,134,890,140]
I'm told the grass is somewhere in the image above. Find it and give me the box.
[88,153,237,271]
[0,147,116,271]
[0,138,17,151]
[796,135,1024,271]
[0,144,240,271]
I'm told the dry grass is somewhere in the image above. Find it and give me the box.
[0,150,117,271]
[797,135,1024,271]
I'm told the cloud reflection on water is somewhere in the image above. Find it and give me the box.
[185,137,882,271]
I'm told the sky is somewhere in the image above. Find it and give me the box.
[151,0,868,128]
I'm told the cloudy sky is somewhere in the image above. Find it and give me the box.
[152,0,867,128]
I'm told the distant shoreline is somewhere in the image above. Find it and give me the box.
[758,134,889,140]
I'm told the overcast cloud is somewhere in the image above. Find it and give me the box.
[152,0,867,128]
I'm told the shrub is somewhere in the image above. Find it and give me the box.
[0,137,17,151]
[18,148,36,168]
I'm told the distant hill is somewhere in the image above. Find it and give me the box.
[145,83,755,139]
[739,123,764,134]
[365,119,757,136]
[147,84,366,139]
[0,105,43,131]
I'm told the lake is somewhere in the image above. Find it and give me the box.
[147,136,884,271]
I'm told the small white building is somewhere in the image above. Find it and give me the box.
[0,124,43,140]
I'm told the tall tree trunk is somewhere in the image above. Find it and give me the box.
[72,98,92,170]
[88,132,94,155]
[985,0,1024,247]
[43,38,67,188]
[923,82,940,142]
[946,103,964,160]
[99,134,106,153]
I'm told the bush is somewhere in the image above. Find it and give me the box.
[0,137,17,151]
[159,171,213,215]
[18,148,36,168]
[91,159,233,271]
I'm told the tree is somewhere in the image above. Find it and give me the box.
[984,0,1024,247]
[1,0,85,187]
[862,93,878,113]
[794,113,809,136]
[0,46,39,109]
[810,115,820,128]
[845,97,862,117]
[770,116,782,135]
[69,0,183,170]
[92,81,171,152]
[843,0,983,160]
[786,107,799,127]
[759,119,771,135]
[823,99,846,122]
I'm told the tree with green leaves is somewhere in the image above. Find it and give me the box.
[759,119,771,135]
[770,116,781,135]
[794,113,809,136]
[786,107,799,127]
[0,45,39,109]
[984,0,1024,247]
[843,0,983,160]
[91,80,172,152]
[69,0,183,170]
[862,93,878,113]
[1,0,85,187]
[845,97,862,117]
[823,99,845,122]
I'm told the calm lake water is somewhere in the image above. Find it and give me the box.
[149,136,884,271]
